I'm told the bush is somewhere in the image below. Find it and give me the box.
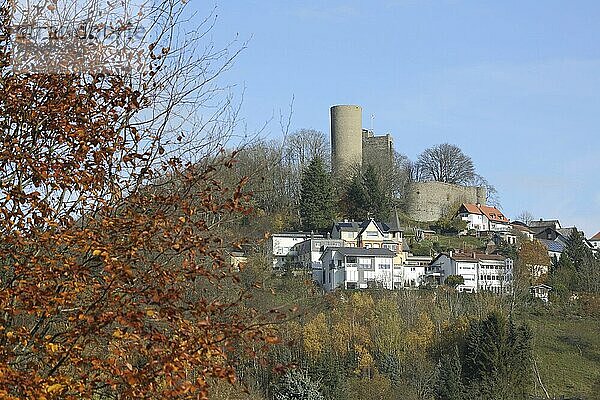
[272,370,324,400]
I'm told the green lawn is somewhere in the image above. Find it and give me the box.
[525,311,600,399]
[434,234,487,252]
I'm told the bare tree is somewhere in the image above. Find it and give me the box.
[469,173,501,208]
[284,129,330,168]
[516,211,535,225]
[416,143,475,185]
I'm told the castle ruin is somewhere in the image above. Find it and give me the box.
[329,104,486,222]
[330,105,394,177]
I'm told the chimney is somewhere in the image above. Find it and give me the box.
[449,250,453,258]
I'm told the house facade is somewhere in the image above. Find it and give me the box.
[401,255,432,288]
[292,238,344,282]
[456,203,510,233]
[269,232,323,270]
[428,252,513,294]
[590,231,600,251]
[320,247,396,291]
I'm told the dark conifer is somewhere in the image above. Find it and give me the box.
[300,157,335,232]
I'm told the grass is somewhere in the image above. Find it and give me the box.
[434,234,487,252]
[523,308,600,399]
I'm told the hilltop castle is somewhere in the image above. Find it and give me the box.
[329,105,486,222]
[330,105,394,177]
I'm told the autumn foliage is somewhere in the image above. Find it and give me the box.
[0,3,277,399]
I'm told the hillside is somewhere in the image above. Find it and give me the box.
[524,307,600,399]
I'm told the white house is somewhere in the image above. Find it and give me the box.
[400,255,432,288]
[530,284,552,303]
[320,247,396,291]
[457,203,510,233]
[269,232,324,270]
[291,237,344,284]
[588,231,600,252]
[510,222,534,241]
[428,252,513,294]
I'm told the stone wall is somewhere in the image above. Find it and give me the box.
[406,181,487,222]
[362,130,393,171]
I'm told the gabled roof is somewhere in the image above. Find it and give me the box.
[590,231,600,241]
[357,218,391,238]
[531,284,553,290]
[334,221,362,232]
[478,205,508,223]
[432,252,507,264]
[529,219,561,229]
[511,223,533,233]
[459,203,508,223]
[386,207,404,232]
[557,227,578,240]
[320,247,395,260]
[460,203,482,215]
[449,253,479,262]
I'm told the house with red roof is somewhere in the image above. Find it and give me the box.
[589,231,600,252]
[456,203,510,233]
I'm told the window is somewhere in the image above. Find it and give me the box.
[337,260,342,267]
[378,259,391,269]
[346,269,358,282]
[347,256,357,263]
[367,231,378,237]
[359,258,372,269]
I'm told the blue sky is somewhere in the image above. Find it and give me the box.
[192,1,600,236]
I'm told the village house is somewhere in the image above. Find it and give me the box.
[331,216,406,264]
[269,232,324,270]
[589,231,600,252]
[401,254,432,288]
[530,284,553,303]
[532,224,592,260]
[510,221,535,240]
[291,237,344,281]
[320,247,396,291]
[456,203,510,233]
[428,252,513,294]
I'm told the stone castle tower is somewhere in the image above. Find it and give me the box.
[330,105,394,178]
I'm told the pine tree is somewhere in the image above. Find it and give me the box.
[461,313,533,400]
[548,253,577,296]
[436,346,464,400]
[565,230,600,292]
[362,164,390,221]
[343,165,390,221]
[344,172,369,220]
[300,157,335,232]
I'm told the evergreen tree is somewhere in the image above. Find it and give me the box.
[548,253,577,297]
[345,172,369,221]
[363,164,390,221]
[461,312,532,400]
[343,165,390,221]
[436,346,464,400]
[300,157,335,232]
[565,230,599,292]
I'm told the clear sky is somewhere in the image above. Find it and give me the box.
[192,1,600,236]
